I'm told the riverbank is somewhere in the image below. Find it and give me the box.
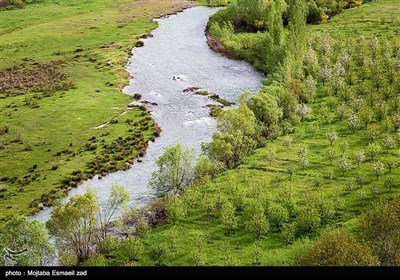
[0,0,203,223]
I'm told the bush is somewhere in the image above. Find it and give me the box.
[295,229,380,266]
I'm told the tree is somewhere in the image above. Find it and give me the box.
[326,131,338,146]
[221,201,238,235]
[325,147,336,165]
[166,197,187,225]
[381,134,396,151]
[265,149,277,165]
[47,190,99,264]
[296,103,311,121]
[98,184,130,238]
[0,216,53,266]
[361,200,400,266]
[373,161,385,179]
[149,144,195,196]
[247,91,282,137]
[295,229,380,266]
[348,112,361,132]
[337,156,352,175]
[366,142,381,160]
[384,178,395,192]
[296,204,320,234]
[360,107,374,128]
[367,126,380,142]
[247,201,269,239]
[267,203,289,230]
[299,156,309,170]
[354,149,366,167]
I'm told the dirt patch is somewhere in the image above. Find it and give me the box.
[206,33,225,53]
[0,62,73,98]
[116,0,197,23]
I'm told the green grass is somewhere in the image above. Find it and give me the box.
[0,0,201,221]
[99,0,400,266]
[310,0,400,38]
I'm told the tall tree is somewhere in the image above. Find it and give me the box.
[149,144,195,196]
[46,190,99,264]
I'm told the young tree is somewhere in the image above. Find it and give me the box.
[267,203,289,230]
[360,107,374,128]
[337,156,352,175]
[354,149,366,167]
[366,142,382,160]
[326,131,338,146]
[296,103,311,121]
[47,190,99,264]
[98,184,130,238]
[247,201,269,240]
[166,197,187,225]
[282,136,293,148]
[381,134,396,152]
[384,178,395,192]
[348,112,361,133]
[325,147,336,166]
[296,204,321,234]
[0,216,53,266]
[367,126,380,142]
[221,201,238,235]
[149,144,195,196]
[373,161,385,179]
[265,149,277,165]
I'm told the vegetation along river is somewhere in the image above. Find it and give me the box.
[33,6,263,222]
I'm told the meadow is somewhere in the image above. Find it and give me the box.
[0,0,200,220]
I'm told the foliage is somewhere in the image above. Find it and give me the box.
[295,228,380,266]
[46,190,99,264]
[149,144,196,196]
[0,215,53,266]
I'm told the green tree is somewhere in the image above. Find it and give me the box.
[381,134,396,151]
[149,144,195,196]
[373,161,385,179]
[325,147,336,165]
[0,216,53,266]
[247,91,282,138]
[221,201,238,235]
[354,149,366,167]
[99,184,130,238]
[326,131,338,146]
[47,190,99,264]
[296,204,320,234]
[337,156,352,175]
[265,148,277,165]
[295,229,380,266]
[267,203,289,230]
[166,197,187,225]
[366,142,382,160]
[247,201,269,239]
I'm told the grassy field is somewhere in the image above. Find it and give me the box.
[0,0,203,221]
[96,0,400,266]
[310,0,400,38]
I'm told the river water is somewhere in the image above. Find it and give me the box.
[33,6,263,222]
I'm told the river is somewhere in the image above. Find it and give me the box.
[32,6,263,222]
